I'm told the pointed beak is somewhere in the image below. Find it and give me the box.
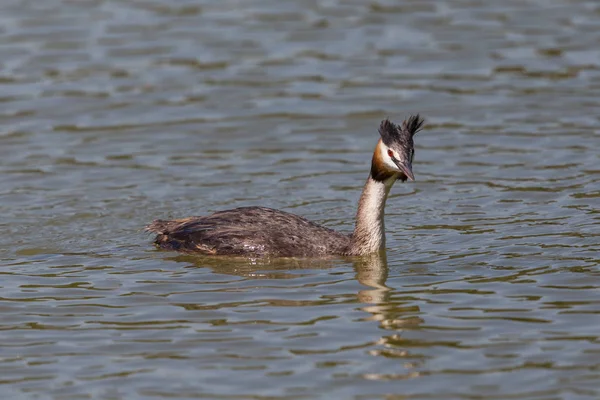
[394,160,414,181]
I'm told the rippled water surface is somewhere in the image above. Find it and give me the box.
[1,0,600,398]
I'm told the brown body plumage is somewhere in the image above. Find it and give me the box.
[146,115,424,257]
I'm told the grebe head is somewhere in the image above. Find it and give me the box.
[372,114,424,183]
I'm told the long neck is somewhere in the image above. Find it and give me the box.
[349,173,397,255]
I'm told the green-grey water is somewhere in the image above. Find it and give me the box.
[1,1,599,399]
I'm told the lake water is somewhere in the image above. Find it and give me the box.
[1,0,599,398]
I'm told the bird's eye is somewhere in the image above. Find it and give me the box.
[387,149,394,158]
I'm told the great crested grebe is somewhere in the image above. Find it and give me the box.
[146,115,424,257]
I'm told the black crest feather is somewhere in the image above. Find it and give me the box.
[378,114,424,145]
[402,114,425,137]
[378,119,399,146]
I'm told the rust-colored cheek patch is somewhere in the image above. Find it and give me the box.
[370,140,398,182]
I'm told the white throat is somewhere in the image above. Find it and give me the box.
[350,174,397,255]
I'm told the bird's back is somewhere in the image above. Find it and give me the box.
[146,206,351,257]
